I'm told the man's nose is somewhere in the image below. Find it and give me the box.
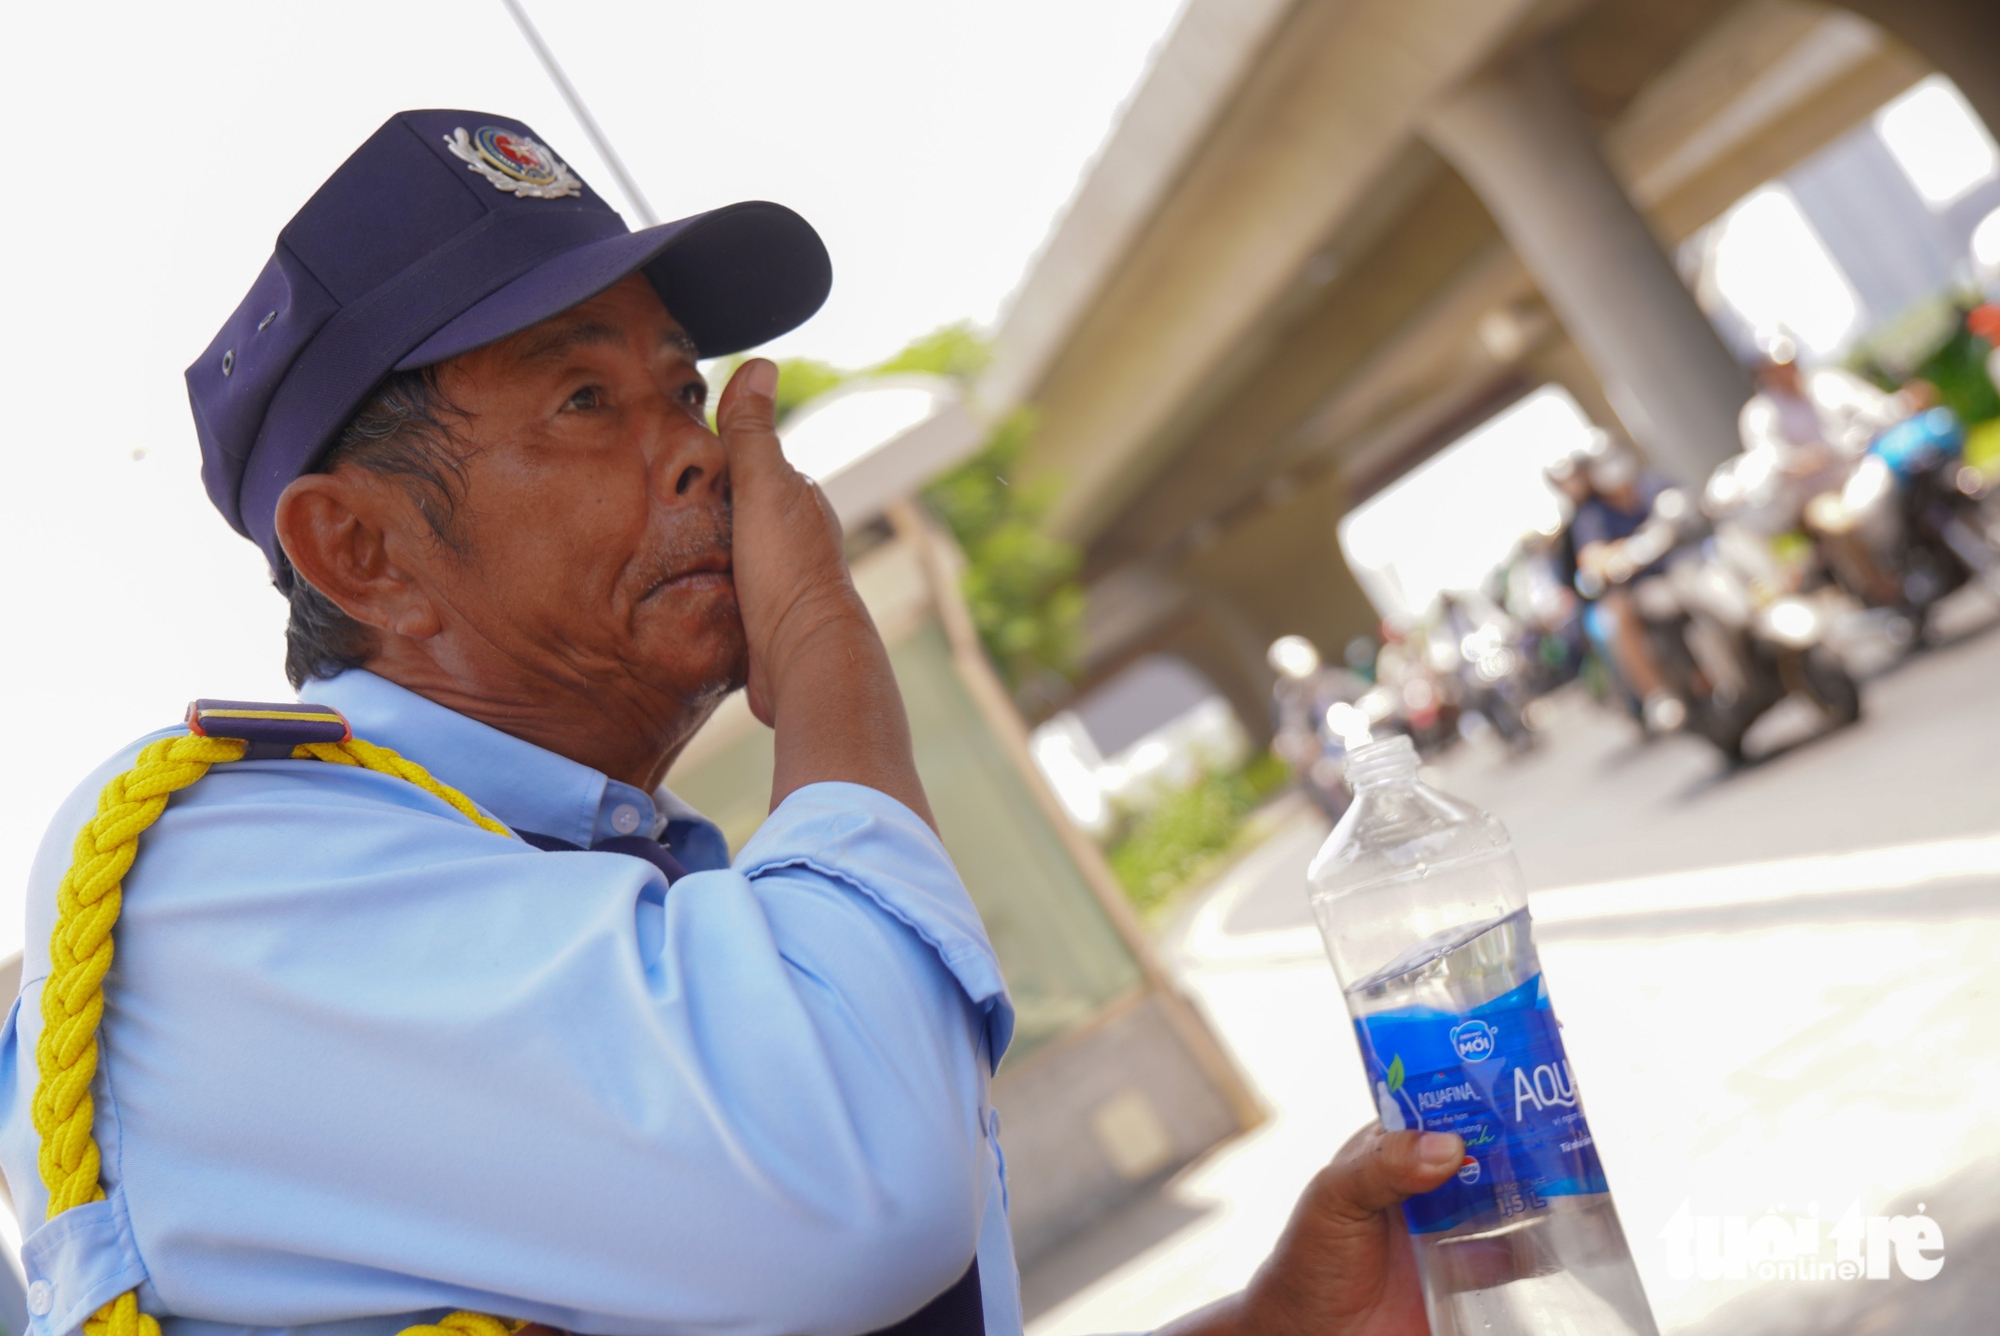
[645,400,730,504]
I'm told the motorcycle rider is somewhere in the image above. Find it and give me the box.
[1543,447,1594,594]
[1717,347,1901,542]
[1738,355,1843,500]
[1803,379,1945,608]
[1802,373,1999,629]
[1572,443,1683,733]
[1740,347,1900,464]
[1706,346,1930,640]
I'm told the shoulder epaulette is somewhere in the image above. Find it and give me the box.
[185,698,352,759]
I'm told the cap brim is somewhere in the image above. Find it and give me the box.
[396,200,831,369]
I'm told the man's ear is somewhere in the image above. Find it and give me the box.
[274,471,443,641]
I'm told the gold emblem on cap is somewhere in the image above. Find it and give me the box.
[444,126,583,200]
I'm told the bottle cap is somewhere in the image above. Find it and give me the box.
[1344,734,1419,788]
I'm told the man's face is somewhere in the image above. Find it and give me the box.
[1757,360,1803,397]
[1589,455,1641,509]
[419,273,745,711]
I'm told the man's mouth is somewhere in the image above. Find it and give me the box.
[640,556,734,603]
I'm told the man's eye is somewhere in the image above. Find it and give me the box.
[679,379,708,409]
[565,386,605,412]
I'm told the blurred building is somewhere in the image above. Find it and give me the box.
[1681,73,2000,364]
[977,0,1998,734]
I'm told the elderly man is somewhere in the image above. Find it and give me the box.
[0,111,1459,1335]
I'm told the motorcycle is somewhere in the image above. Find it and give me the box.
[1803,406,2000,636]
[1267,638,1371,822]
[1436,593,1536,750]
[1498,534,1590,696]
[1601,488,1861,762]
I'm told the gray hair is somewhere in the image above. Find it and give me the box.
[274,368,471,689]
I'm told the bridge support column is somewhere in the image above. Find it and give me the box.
[1426,45,1750,482]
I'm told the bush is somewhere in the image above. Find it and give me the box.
[1108,754,1291,916]
[1914,318,2000,428]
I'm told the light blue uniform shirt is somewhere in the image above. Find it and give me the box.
[0,670,1022,1336]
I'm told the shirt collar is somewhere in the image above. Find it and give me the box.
[304,670,729,871]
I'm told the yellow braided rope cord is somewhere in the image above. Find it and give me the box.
[33,731,516,1335]
[396,1315,530,1336]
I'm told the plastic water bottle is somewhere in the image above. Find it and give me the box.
[1306,735,1657,1336]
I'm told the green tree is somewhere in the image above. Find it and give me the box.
[871,321,991,385]
[773,359,847,425]
[725,321,1084,690]
[704,355,845,428]
[922,409,1085,689]
[716,321,987,428]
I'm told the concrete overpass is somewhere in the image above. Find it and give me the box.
[977,0,1994,735]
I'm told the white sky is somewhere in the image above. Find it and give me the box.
[1709,183,1862,358]
[0,0,1185,949]
[782,383,944,482]
[1339,386,1599,625]
[1875,74,2000,208]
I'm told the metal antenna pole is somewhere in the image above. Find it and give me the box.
[498,0,661,226]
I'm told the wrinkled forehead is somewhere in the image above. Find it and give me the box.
[472,275,701,373]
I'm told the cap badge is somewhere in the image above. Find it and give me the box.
[444,126,582,200]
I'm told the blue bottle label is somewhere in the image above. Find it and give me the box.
[1353,972,1607,1234]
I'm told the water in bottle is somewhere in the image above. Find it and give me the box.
[1306,734,1657,1336]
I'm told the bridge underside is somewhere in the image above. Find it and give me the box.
[988,0,1987,735]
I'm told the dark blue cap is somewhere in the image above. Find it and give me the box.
[187,109,832,568]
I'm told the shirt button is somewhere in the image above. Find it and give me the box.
[26,1279,51,1315]
[611,804,642,835]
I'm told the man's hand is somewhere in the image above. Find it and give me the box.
[714,358,851,720]
[1156,1125,1465,1336]
[715,359,936,828]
